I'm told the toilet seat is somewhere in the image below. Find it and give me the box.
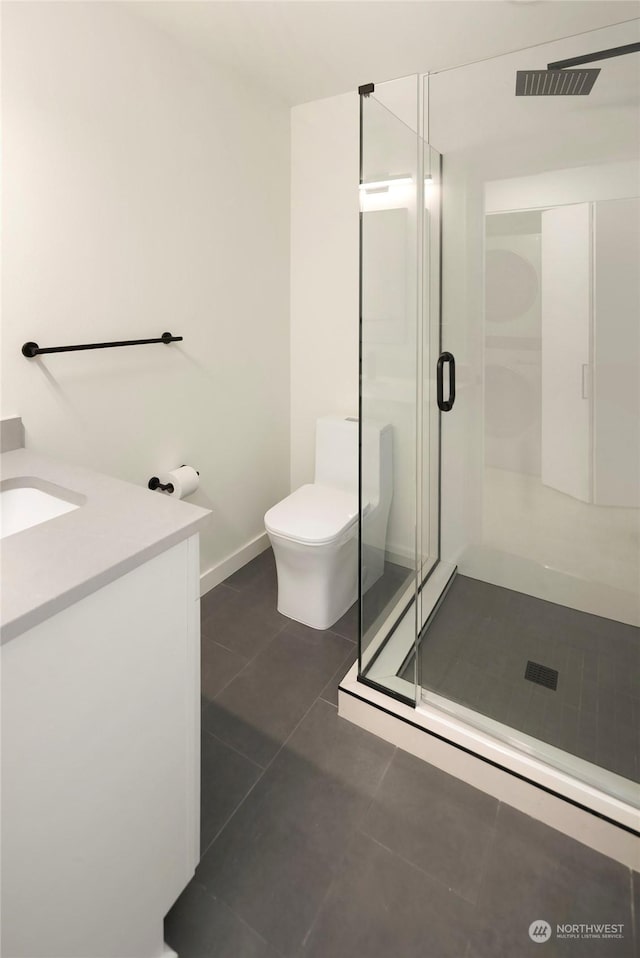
[264,484,364,546]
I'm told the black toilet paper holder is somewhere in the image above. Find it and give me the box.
[148,476,174,494]
[148,466,199,495]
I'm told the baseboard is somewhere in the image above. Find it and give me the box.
[384,545,415,569]
[199,532,270,596]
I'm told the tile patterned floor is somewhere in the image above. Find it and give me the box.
[361,559,413,643]
[411,575,640,783]
[165,549,639,958]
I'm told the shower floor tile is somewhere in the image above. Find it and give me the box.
[165,549,639,958]
[411,574,640,783]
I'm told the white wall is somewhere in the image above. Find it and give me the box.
[540,203,592,503]
[289,90,421,564]
[593,196,640,508]
[484,222,542,478]
[486,160,640,213]
[1,1,291,588]
[290,93,359,489]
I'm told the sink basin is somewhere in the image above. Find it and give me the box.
[0,478,85,539]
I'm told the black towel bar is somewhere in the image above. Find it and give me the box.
[22,332,182,358]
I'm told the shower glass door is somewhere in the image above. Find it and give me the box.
[358,78,447,702]
[419,21,640,804]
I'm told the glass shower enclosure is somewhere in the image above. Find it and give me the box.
[358,76,451,705]
[357,19,640,813]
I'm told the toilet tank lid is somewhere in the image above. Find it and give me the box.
[265,484,365,545]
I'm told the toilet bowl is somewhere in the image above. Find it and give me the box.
[264,416,392,631]
[265,483,360,630]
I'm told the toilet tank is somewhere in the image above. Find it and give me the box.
[314,416,359,495]
[362,420,393,511]
[314,416,392,509]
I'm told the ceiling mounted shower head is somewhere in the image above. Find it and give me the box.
[516,40,640,97]
[515,68,600,96]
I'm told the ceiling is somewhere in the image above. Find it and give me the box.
[129,0,640,105]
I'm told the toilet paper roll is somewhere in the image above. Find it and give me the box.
[158,465,199,500]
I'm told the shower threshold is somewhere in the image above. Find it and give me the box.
[339,660,639,869]
[360,560,456,685]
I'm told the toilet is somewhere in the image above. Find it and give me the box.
[265,416,392,630]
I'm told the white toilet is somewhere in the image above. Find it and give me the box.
[265,416,392,630]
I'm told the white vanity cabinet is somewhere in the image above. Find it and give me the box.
[1,535,201,958]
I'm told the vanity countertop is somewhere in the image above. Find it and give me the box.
[1,448,211,644]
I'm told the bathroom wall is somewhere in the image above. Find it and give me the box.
[289,83,418,501]
[484,215,542,479]
[289,93,360,489]
[1,1,291,589]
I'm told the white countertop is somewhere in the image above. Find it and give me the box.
[1,449,211,643]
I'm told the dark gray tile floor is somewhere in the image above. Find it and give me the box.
[165,549,639,958]
[361,560,413,643]
[407,575,640,783]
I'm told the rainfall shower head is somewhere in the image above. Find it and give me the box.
[516,40,640,97]
[515,68,600,96]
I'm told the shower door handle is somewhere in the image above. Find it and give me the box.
[437,352,456,411]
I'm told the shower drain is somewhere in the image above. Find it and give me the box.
[524,660,559,691]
